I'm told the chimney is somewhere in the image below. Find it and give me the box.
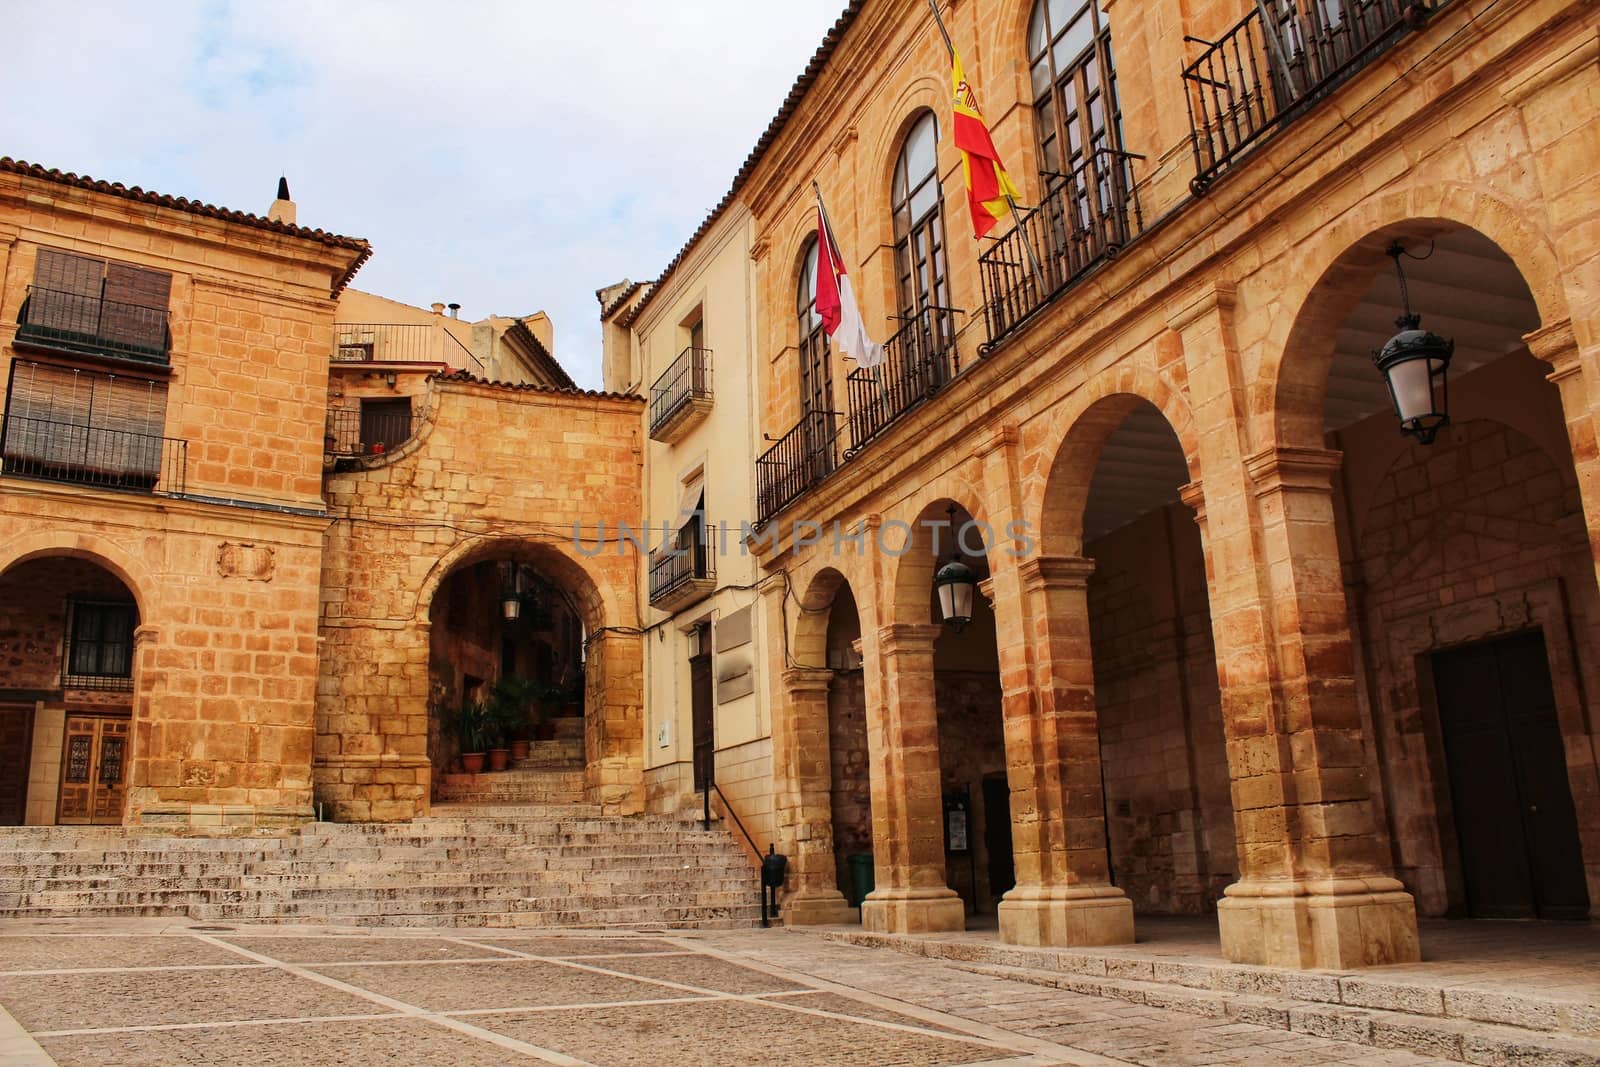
[448,303,461,320]
[431,302,446,316]
[267,176,296,225]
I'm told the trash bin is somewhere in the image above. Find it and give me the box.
[846,853,874,909]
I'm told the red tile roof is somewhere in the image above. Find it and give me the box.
[431,369,642,402]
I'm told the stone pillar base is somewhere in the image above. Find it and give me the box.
[998,884,1135,947]
[1218,877,1421,969]
[860,887,966,934]
[782,888,857,926]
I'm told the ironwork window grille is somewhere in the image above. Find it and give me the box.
[65,600,136,689]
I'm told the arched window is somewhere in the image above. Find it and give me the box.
[1028,0,1122,186]
[890,111,949,324]
[796,237,833,420]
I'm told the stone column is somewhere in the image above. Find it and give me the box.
[1527,319,1600,595]
[998,557,1135,947]
[585,629,644,816]
[859,621,965,934]
[776,666,855,925]
[1170,283,1419,968]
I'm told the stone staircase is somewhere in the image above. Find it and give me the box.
[0,806,763,929]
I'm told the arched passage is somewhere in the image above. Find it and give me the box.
[1287,222,1600,921]
[0,552,143,826]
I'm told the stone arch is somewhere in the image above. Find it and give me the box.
[1032,367,1201,558]
[793,565,852,669]
[414,534,612,634]
[0,530,156,618]
[1266,184,1568,450]
[886,476,998,628]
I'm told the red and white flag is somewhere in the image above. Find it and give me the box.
[815,199,883,368]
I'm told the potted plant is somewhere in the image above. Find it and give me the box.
[490,677,538,761]
[452,700,492,775]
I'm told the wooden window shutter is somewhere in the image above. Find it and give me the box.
[30,249,106,334]
[101,263,172,352]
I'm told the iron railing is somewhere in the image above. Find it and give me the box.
[978,149,1144,346]
[15,286,170,364]
[648,519,717,604]
[1185,0,1431,193]
[324,407,423,456]
[333,323,484,375]
[845,305,962,458]
[755,408,841,525]
[0,414,186,494]
[648,346,713,436]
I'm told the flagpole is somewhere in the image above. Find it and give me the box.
[926,0,1048,300]
[814,182,890,408]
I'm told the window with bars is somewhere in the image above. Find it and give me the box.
[65,600,137,688]
[795,237,838,474]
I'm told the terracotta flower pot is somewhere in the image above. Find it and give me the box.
[488,748,511,772]
[510,739,531,761]
[461,752,486,774]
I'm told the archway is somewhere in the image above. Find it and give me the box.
[420,540,604,807]
[891,497,1010,919]
[1297,224,1599,920]
[0,553,141,826]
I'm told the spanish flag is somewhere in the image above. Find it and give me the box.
[951,47,1021,240]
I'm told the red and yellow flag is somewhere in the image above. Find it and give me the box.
[950,48,1021,240]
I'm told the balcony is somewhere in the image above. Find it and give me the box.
[333,323,484,375]
[14,286,170,366]
[324,406,422,457]
[1184,0,1433,194]
[756,408,840,525]
[0,414,186,495]
[845,307,962,458]
[649,522,716,610]
[978,149,1144,348]
[648,346,713,443]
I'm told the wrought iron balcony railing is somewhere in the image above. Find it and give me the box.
[648,346,713,440]
[978,149,1144,347]
[333,323,484,375]
[845,306,963,459]
[756,407,841,525]
[0,414,186,494]
[324,407,423,456]
[15,286,170,365]
[1184,0,1432,193]
[649,521,717,606]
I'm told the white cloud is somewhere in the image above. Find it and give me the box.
[2,0,850,388]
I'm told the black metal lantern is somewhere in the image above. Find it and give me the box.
[499,561,525,621]
[1372,242,1454,445]
[933,507,977,632]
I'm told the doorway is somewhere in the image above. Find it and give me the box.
[56,713,128,825]
[982,774,1015,903]
[690,622,714,792]
[1431,631,1589,920]
[1,705,32,825]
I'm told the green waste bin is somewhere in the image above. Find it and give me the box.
[846,853,875,909]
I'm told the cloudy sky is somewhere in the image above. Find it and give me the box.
[3,1,849,389]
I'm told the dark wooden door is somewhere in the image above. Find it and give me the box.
[1432,632,1589,920]
[0,705,32,825]
[690,650,715,792]
[982,775,1015,907]
[57,714,129,825]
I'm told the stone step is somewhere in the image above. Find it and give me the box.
[818,930,1600,1063]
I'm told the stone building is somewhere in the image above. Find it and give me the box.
[637,0,1600,972]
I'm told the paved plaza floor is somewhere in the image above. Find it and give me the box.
[0,918,1476,1066]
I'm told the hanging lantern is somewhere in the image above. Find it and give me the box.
[932,506,977,632]
[1372,242,1454,445]
[499,562,523,621]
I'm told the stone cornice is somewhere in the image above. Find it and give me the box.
[1179,481,1207,523]
[1165,281,1237,334]
[1245,446,1343,496]
[1499,30,1599,105]
[1524,318,1579,382]
[877,622,942,655]
[782,667,833,694]
[1017,555,1095,592]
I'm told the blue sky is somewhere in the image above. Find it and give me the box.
[3,0,850,389]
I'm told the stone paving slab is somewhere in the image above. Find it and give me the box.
[310,958,692,1011]
[457,934,680,956]
[0,933,247,972]
[472,998,1009,1067]
[219,935,523,964]
[559,951,811,994]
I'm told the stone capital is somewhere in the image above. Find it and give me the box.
[132,624,161,647]
[876,622,942,655]
[1164,281,1237,334]
[782,667,833,696]
[1178,480,1207,521]
[976,576,997,607]
[1017,555,1095,593]
[1524,318,1579,381]
[978,424,1019,459]
[1245,446,1342,497]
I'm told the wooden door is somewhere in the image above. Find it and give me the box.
[690,641,715,793]
[1432,632,1589,920]
[57,714,129,825]
[0,705,32,826]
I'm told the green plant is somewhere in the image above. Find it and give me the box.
[487,676,540,744]
[451,700,494,754]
